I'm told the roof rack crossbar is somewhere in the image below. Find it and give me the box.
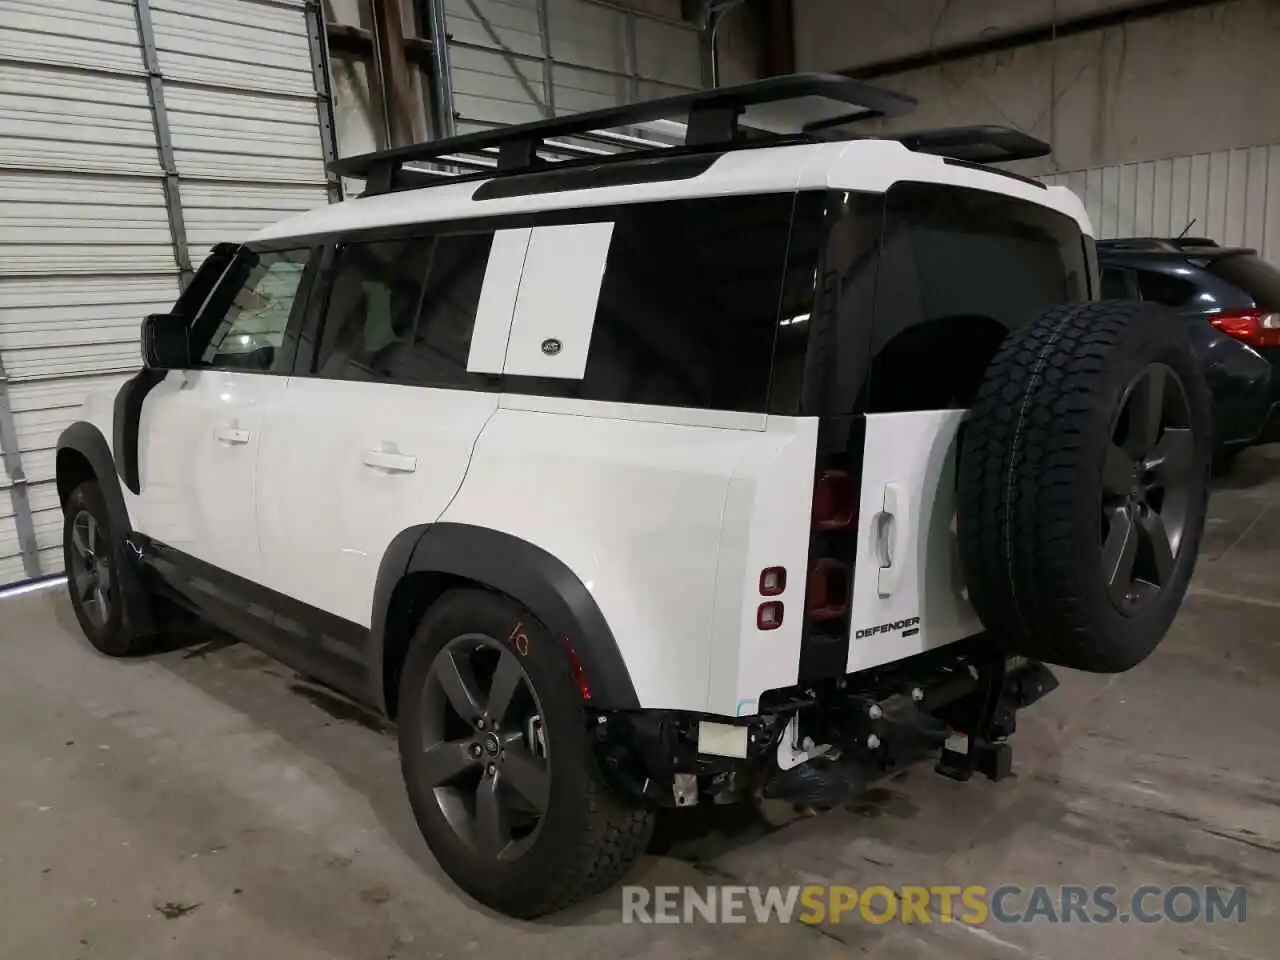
[331,73,917,195]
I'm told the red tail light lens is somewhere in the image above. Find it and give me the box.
[757,601,784,631]
[759,567,787,596]
[813,470,856,531]
[806,558,849,622]
[1209,310,1280,349]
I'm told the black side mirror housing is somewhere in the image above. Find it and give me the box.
[141,313,191,369]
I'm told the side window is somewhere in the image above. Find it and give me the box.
[867,182,1089,412]
[1135,269,1198,307]
[199,248,313,372]
[577,194,796,413]
[315,232,494,388]
[1101,267,1134,299]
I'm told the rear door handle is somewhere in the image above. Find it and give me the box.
[363,449,418,473]
[215,425,251,445]
[876,482,911,598]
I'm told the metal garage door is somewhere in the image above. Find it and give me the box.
[440,0,706,135]
[1042,143,1280,265]
[0,0,336,588]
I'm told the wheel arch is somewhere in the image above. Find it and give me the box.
[56,421,133,536]
[369,523,640,718]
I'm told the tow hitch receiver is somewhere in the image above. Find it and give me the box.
[762,654,1059,808]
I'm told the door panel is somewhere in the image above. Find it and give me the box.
[135,370,286,584]
[258,228,510,626]
[132,247,314,584]
[846,410,981,673]
[257,379,498,624]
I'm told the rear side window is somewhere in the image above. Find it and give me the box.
[1135,268,1198,307]
[1203,254,1280,310]
[867,182,1088,412]
[576,194,796,413]
[315,231,495,387]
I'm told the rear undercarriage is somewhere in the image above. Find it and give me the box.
[594,638,1059,812]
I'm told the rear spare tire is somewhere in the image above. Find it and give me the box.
[957,301,1212,673]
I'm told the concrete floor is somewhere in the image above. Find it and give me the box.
[1,452,1278,960]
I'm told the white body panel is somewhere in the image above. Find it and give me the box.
[439,398,817,712]
[847,410,983,673]
[503,222,615,379]
[132,369,286,583]
[255,378,500,626]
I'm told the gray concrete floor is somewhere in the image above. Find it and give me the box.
[2,452,1278,960]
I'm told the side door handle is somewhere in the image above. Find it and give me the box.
[215,425,251,446]
[363,449,418,473]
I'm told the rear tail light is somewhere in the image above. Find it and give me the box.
[812,470,856,530]
[759,567,787,596]
[1209,310,1280,349]
[806,558,849,622]
[757,601,784,631]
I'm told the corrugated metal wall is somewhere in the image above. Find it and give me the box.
[0,0,334,587]
[1041,143,1280,265]
[443,0,705,134]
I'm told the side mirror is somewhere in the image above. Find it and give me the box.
[141,313,191,369]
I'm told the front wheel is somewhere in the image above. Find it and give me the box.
[62,480,158,657]
[397,589,653,918]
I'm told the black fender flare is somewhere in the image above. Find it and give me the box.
[56,421,134,537]
[113,368,168,495]
[55,421,156,634]
[368,523,640,713]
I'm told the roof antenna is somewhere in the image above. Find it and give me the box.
[1175,217,1197,240]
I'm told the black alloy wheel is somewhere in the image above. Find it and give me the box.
[418,634,550,862]
[69,509,113,628]
[1101,363,1196,613]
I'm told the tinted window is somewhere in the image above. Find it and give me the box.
[867,182,1088,412]
[1135,268,1198,307]
[315,232,494,387]
[199,248,312,372]
[1101,267,1133,299]
[573,195,796,413]
[1204,254,1280,310]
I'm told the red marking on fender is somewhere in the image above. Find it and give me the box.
[508,621,530,657]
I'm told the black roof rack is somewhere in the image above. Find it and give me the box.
[329,74,1058,198]
[331,73,917,195]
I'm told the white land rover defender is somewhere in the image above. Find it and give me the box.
[55,75,1212,917]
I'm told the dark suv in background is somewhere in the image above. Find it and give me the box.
[1098,237,1280,463]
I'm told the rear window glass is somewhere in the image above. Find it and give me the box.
[575,194,796,413]
[1204,254,1280,310]
[1135,269,1199,307]
[866,181,1089,411]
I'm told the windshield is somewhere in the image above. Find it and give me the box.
[1203,254,1280,310]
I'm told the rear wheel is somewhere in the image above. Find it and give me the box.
[398,588,653,917]
[63,480,158,657]
[957,300,1212,673]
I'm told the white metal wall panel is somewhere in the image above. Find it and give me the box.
[0,0,332,587]
[150,0,330,257]
[1042,143,1280,265]
[444,0,705,134]
[0,1,164,586]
